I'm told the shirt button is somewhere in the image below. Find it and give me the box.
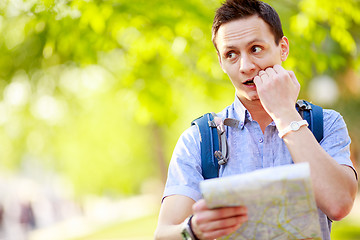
[259,138,264,143]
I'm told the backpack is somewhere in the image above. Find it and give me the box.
[191,100,324,180]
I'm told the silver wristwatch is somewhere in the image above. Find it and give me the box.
[181,215,199,240]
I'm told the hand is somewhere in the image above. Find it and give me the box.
[191,199,248,240]
[253,65,300,123]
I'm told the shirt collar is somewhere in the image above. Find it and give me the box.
[233,96,276,128]
[233,96,248,129]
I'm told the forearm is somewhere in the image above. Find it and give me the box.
[154,224,183,240]
[277,111,358,220]
[155,195,194,240]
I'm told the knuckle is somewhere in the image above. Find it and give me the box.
[271,74,280,82]
[198,223,208,232]
[192,204,197,212]
[194,214,206,225]
[264,67,272,72]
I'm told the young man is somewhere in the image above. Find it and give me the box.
[154,0,358,239]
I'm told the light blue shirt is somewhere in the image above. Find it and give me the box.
[163,97,356,240]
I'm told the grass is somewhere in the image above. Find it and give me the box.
[331,218,360,240]
[70,214,158,240]
[69,212,360,240]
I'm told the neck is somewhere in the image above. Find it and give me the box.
[238,97,273,133]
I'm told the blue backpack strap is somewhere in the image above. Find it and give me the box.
[194,100,324,180]
[191,113,220,179]
[296,100,324,143]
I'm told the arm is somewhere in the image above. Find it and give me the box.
[254,65,358,221]
[273,104,357,220]
[155,125,248,240]
[154,195,248,240]
[154,195,194,240]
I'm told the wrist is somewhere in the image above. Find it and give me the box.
[181,215,200,240]
[273,110,302,132]
[189,215,200,240]
[278,120,309,138]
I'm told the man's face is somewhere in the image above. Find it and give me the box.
[215,15,289,104]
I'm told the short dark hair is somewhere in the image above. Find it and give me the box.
[212,0,284,50]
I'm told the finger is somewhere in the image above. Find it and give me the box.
[287,70,300,87]
[190,215,204,240]
[192,205,248,240]
[192,199,209,212]
[272,65,289,81]
[196,206,248,223]
[253,75,262,85]
[259,70,271,83]
[272,65,295,85]
[258,70,267,77]
[200,218,247,240]
[198,214,248,232]
[264,67,277,79]
[272,64,286,74]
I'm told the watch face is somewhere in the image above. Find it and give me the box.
[290,121,300,130]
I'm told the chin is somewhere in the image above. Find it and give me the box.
[247,94,260,101]
[237,95,260,104]
[236,89,260,102]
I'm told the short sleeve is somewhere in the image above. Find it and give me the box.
[321,109,357,179]
[162,125,204,202]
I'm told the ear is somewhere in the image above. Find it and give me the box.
[217,52,226,73]
[279,36,289,62]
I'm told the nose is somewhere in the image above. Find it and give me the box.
[239,54,256,74]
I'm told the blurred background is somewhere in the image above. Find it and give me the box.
[0,0,359,239]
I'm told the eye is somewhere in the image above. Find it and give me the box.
[252,46,262,53]
[226,51,237,59]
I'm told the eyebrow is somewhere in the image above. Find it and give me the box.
[223,38,267,50]
[247,38,266,46]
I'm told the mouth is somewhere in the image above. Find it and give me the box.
[243,78,255,85]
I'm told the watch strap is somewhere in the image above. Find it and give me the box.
[181,215,200,240]
[188,215,200,240]
[278,120,309,138]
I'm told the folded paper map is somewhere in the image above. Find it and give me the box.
[200,163,322,240]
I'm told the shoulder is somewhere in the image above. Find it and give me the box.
[323,108,343,120]
[320,108,355,171]
[322,108,347,130]
[172,125,201,160]
[179,103,233,156]
[176,124,199,144]
[321,108,350,146]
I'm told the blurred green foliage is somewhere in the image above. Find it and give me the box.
[0,0,359,196]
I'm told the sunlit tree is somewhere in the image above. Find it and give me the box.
[0,0,359,196]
